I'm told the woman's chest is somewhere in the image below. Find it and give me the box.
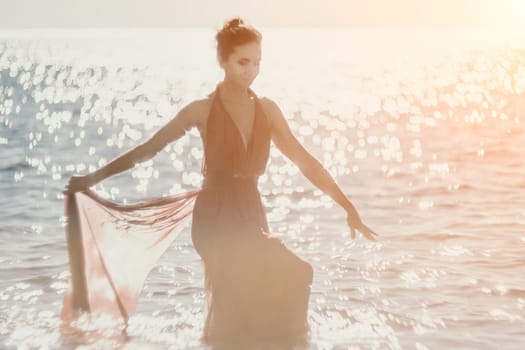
[223,101,256,147]
[197,101,257,149]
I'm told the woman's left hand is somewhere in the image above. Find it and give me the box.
[63,174,97,194]
[346,212,378,242]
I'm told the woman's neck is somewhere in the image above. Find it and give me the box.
[219,80,253,102]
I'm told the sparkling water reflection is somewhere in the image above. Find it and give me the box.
[1,28,524,349]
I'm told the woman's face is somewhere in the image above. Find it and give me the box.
[219,41,261,88]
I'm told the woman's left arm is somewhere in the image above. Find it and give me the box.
[262,98,378,241]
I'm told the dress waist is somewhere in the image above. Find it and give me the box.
[202,172,258,189]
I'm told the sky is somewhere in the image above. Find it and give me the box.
[0,0,524,29]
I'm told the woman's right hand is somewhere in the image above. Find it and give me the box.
[63,174,97,194]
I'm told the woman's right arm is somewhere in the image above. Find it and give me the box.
[64,101,200,194]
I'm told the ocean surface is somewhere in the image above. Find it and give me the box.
[0,28,524,349]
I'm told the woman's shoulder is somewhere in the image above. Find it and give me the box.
[187,95,214,114]
[180,95,214,129]
[257,95,283,128]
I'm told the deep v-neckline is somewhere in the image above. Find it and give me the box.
[217,86,257,154]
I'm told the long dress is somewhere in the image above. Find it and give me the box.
[61,85,314,344]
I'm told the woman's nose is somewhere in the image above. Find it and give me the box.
[248,65,259,77]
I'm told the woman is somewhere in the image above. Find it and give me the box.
[62,17,377,345]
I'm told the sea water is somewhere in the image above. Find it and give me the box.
[0,28,524,349]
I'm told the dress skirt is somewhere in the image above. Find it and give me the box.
[191,176,314,344]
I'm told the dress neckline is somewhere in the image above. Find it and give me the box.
[216,85,258,154]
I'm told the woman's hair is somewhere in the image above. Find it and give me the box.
[215,17,262,63]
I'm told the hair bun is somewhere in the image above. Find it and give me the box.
[224,17,244,30]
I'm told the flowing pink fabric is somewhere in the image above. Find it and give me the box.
[61,188,200,324]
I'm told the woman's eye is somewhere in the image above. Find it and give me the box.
[238,61,260,66]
